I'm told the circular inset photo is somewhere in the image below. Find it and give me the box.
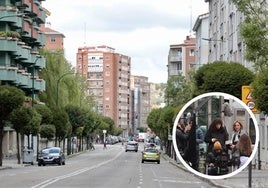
[172,92,259,179]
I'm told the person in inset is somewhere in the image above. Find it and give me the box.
[206,141,229,175]
[176,119,191,160]
[236,134,252,168]
[205,118,229,154]
[195,124,204,171]
[229,120,247,170]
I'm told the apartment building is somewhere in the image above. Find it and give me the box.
[76,45,131,136]
[193,12,209,67]
[0,1,46,157]
[167,36,196,80]
[41,24,65,51]
[130,75,150,135]
[204,0,253,69]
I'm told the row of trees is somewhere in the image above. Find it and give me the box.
[147,0,268,145]
[0,49,122,166]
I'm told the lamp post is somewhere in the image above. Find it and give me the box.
[56,72,80,107]
[31,56,41,107]
[30,56,41,150]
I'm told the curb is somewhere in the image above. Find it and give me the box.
[162,154,232,188]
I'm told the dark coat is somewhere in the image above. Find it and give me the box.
[176,127,189,158]
[205,126,229,153]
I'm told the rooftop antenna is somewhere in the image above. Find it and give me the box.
[189,0,193,37]
[84,22,87,46]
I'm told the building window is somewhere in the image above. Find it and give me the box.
[50,37,56,43]
[178,49,182,56]
[105,71,110,76]
[177,61,182,71]
[189,49,195,56]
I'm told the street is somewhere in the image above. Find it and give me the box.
[0,143,215,188]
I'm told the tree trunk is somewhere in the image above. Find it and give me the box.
[27,135,30,149]
[36,134,39,162]
[0,127,3,166]
[16,132,21,164]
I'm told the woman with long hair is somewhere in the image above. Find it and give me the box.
[237,134,252,168]
[205,118,229,153]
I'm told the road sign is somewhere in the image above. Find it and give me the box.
[241,86,260,114]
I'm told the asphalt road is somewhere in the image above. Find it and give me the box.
[0,143,216,188]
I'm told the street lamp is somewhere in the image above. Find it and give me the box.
[56,72,81,107]
[31,56,41,107]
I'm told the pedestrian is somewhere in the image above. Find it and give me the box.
[195,124,204,171]
[206,141,229,175]
[236,134,252,168]
[229,120,247,170]
[176,119,191,160]
[205,118,229,154]
[90,142,95,150]
[103,140,107,150]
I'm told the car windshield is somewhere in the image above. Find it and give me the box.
[145,148,158,153]
[49,148,60,153]
[41,148,60,154]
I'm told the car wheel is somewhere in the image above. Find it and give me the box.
[142,160,144,163]
[125,150,127,152]
[157,161,160,164]
[38,163,41,166]
[58,159,62,165]
[62,161,65,165]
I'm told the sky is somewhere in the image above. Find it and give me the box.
[42,0,208,83]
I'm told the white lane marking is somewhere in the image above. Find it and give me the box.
[31,150,123,188]
[153,179,202,184]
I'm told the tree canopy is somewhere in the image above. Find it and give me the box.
[164,74,194,107]
[251,67,268,113]
[0,86,25,166]
[231,0,268,71]
[194,61,254,98]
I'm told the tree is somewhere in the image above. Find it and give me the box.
[165,74,194,107]
[9,106,41,164]
[0,86,24,166]
[251,67,268,113]
[39,49,82,109]
[230,0,268,71]
[34,105,53,125]
[53,109,70,147]
[194,61,254,98]
[34,105,53,154]
[39,124,56,147]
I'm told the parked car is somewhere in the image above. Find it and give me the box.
[37,147,65,166]
[125,141,138,152]
[141,148,161,164]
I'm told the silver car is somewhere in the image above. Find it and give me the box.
[125,141,138,152]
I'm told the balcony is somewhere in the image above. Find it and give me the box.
[169,55,182,62]
[0,66,45,92]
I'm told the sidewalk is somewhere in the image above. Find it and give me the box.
[164,154,268,188]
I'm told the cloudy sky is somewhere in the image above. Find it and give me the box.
[42,0,208,83]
